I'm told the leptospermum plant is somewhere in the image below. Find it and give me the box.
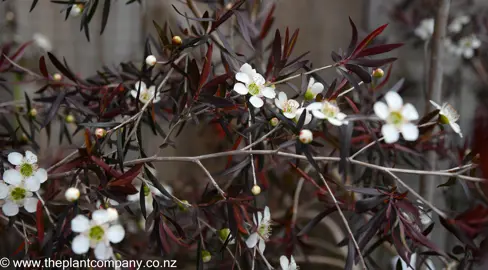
[0,1,486,269]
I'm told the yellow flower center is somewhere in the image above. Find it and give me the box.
[20,163,34,177]
[89,226,105,241]
[248,83,260,96]
[388,111,404,126]
[11,187,26,201]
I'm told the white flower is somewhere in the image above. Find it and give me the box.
[374,91,419,143]
[295,108,312,125]
[70,4,84,17]
[307,100,347,126]
[233,63,276,108]
[429,100,462,138]
[145,55,157,66]
[71,209,125,260]
[304,77,324,100]
[448,15,470,34]
[5,151,48,192]
[130,81,161,104]
[275,92,300,119]
[391,253,435,270]
[65,187,80,202]
[298,129,313,144]
[280,255,299,270]
[127,183,172,214]
[414,18,434,40]
[246,206,271,253]
[456,35,481,59]
[32,33,52,52]
[0,181,38,216]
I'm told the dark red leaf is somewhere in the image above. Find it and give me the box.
[351,57,398,68]
[210,0,245,32]
[351,23,388,58]
[344,63,372,83]
[286,28,299,59]
[108,163,144,187]
[346,17,358,57]
[39,56,48,78]
[356,43,404,58]
[90,155,122,178]
[36,200,44,243]
[198,43,213,91]
[259,4,276,40]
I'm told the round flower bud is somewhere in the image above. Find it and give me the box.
[20,133,29,142]
[145,55,157,66]
[52,73,62,81]
[172,35,182,46]
[269,117,279,127]
[218,228,231,241]
[65,114,75,123]
[299,129,313,144]
[29,108,38,117]
[70,4,84,17]
[65,187,80,202]
[439,114,450,125]
[107,207,119,222]
[95,128,107,139]
[201,250,212,263]
[251,185,261,195]
[372,68,384,78]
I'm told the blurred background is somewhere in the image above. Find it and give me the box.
[0,0,487,269]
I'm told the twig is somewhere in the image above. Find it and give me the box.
[314,170,368,269]
[36,191,55,224]
[270,64,336,85]
[194,160,226,197]
[242,124,281,151]
[247,108,258,187]
[350,137,384,159]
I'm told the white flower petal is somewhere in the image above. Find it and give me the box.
[3,169,23,186]
[249,96,264,108]
[8,152,24,166]
[283,112,296,119]
[278,91,287,102]
[382,124,400,144]
[24,197,38,213]
[24,176,40,192]
[92,209,109,225]
[311,110,326,119]
[235,72,251,84]
[337,112,347,120]
[401,103,419,121]
[24,151,38,164]
[450,122,463,137]
[280,256,290,270]
[310,82,324,95]
[429,100,442,110]
[233,83,249,95]
[261,87,276,99]
[257,212,263,225]
[134,81,146,92]
[290,256,298,269]
[107,224,125,243]
[239,63,254,76]
[94,243,113,260]
[71,215,91,233]
[2,201,19,216]
[246,233,258,248]
[130,90,138,99]
[263,206,270,221]
[127,193,139,202]
[463,48,474,59]
[306,102,323,111]
[258,238,266,253]
[0,183,8,199]
[296,108,312,125]
[35,168,48,183]
[374,102,389,120]
[385,91,403,111]
[328,118,344,126]
[308,77,315,88]
[401,123,419,141]
[71,234,90,254]
[274,98,284,110]
[252,73,266,86]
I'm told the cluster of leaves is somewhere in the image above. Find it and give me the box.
[0,0,487,269]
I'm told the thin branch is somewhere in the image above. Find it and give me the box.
[194,160,226,197]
